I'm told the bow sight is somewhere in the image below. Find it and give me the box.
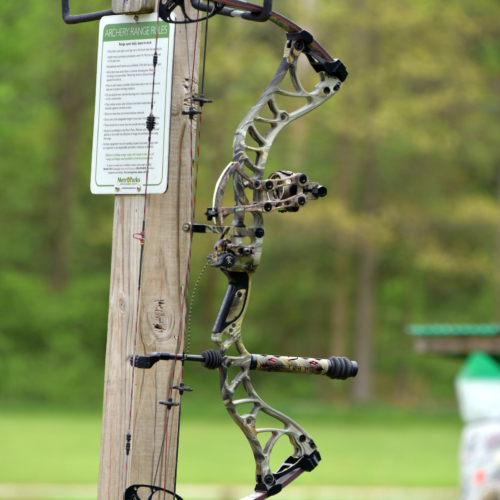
[205,170,328,221]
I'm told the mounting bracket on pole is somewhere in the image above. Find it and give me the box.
[61,0,117,24]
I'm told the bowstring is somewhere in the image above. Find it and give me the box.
[184,1,212,359]
[124,0,208,493]
[158,4,208,498]
[124,0,163,490]
[192,0,211,222]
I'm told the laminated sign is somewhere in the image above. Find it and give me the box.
[91,14,175,194]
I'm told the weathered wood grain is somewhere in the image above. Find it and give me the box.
[98,4,200,498]
[112,0,155,14]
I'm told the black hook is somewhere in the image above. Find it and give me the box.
[189,0,273,23]
[61,0,117,24]
[240,0,273,23]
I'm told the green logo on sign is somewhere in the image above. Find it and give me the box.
[118,177,141,184]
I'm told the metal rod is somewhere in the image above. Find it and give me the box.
[155,352,204,362]
[62,0,116,24]
[132,351,358,380]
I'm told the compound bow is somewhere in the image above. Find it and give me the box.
[62,0,358,498]
[130,1,358,499]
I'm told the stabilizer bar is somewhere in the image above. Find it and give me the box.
[131,350,358,380]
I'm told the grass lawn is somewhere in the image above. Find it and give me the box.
[0,404,461,487]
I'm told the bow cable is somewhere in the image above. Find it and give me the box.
[124,0,164,490]
[118,2,355,498]
[159,8,209,496]
[148,4,211,497]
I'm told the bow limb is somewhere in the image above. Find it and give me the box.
[203,24,347,496]
[192,0,346,77]
[209,268,320,495]
[150,3,351,497]
[210,36,342,228]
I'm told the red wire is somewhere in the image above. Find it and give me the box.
[124,0,163,490]
[162,8,202,495]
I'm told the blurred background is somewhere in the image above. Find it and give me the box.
[1,0,499,498]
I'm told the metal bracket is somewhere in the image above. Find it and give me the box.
[61,0,117,24]
[188,0,273,23]
[240,0,273,23]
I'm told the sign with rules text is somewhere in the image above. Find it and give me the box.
[91,14,175,194]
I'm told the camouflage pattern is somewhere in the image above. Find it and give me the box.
[236,354,332,377]
[122,2,349,499]
[212,43,341,230]
[206,42,341,272]
[212,168,327,218]
[202,38,345,494]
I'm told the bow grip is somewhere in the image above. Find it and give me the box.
[249,354,358,380]
[212,271,249,334]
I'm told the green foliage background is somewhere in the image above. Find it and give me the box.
[1,0,499,407]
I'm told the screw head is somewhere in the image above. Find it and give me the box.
[224,254,236,267]
[182,223,191,232]
[334,83,341,92]
[294,41,304,51]
[298,197,306,206]
[264,474,275,486]
[255,228,265,238]
[264,203,273,212]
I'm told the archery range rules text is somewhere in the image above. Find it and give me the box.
[90,15,175,195]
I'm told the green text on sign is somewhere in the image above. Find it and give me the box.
[103,22,170,42]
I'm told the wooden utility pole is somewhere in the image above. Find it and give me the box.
[98,3,200,498]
